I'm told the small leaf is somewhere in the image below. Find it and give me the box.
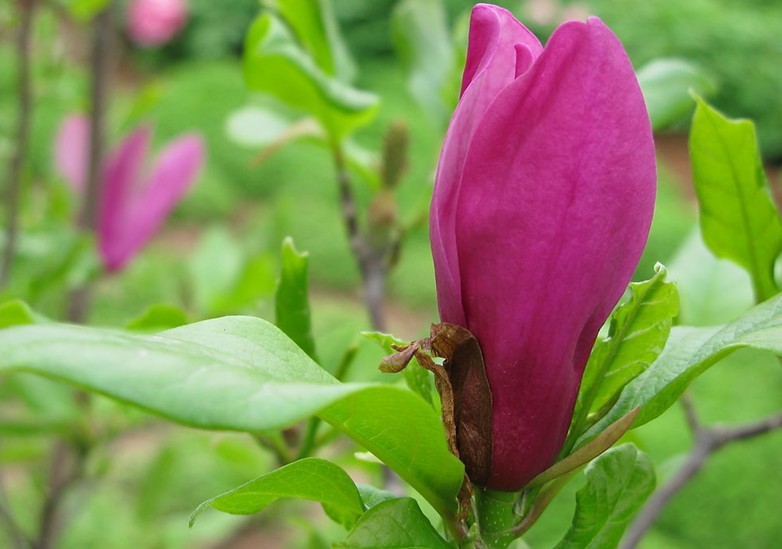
[191,458,363,529]
[243,13,378,140]
[125,304,188,332]
[356,484,396,510]
[571,265,678,436]
[275,238,317,360]
[582,292,782,443]
[637,58,716,131]
[363,331,434,406]
[334,498,451,549]
[265,0,356,82]
[0,300,47,328]
[392,0,454,124]
[555,444,655,549]
[225,105,297,148]
[0,317,463,517]
[689,95,782,301]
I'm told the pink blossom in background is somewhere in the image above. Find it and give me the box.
[55,115,204,273]
[430,4,656,491]
[127,0,189,47]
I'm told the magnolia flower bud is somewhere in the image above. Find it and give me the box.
[430,4,656,491]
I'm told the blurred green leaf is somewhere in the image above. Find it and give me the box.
[334,498,450,549]
[637,58,716,130]
[275,237,317,360]
[668,229,754,326]
[125,304,189,332]
[0,317,463,517]
[555,444,655,549]
[571,265,679,437]
[243,13,379,140]
[189,226,244,314]
[265,0,356,82]
[192,458,364,528]
[689,96,782,301]
[60,0,109,20]
[225,105,298,148]
[362,331,434,406]
[392,0,454,124]
[0,300,45,328]
[583,292,782,442]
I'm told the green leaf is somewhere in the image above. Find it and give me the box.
[191,458,364,529]
[334,498,451,549]
[689,96,782,301]
[571,265,678,437]
[275,238,317,360]
[555,444,655,549]
[265,0,356,82]
[61,0,109,20]
[356,484,396,510]
[0,300,46,328]
[125,304,188,332]
[583,293,782,442]
[668,229,754,326]
[189,226,244,315]
[225,105,298,148]
[392,0,454,125]
[0,317,463,517]
[637,58,716,130]
[362,331,434,406]
[243,13,379,140]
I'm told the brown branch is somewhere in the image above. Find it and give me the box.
[67,3,114,323]
[331,146,388,332]
[0,0,36,288]
[621,401,782,549]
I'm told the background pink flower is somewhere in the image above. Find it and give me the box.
[127,0,189,47]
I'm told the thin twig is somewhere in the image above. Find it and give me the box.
[0,0,36,288]
[36,441,83,549]
[331,145,388,332]
[0,461,31,549]
[621,399,782,549]
[66,3,114,323]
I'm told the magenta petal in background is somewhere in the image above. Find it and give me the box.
[55,115,90,190]
[53,115,203,273]
[431,9,656,491]
[105,135,204,272]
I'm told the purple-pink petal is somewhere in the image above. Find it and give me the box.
[431,4,542,327]
[99,127,152,272]
[54,115,90,190]
[103,134,204,272]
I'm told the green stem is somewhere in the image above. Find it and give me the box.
[475,488,518,548]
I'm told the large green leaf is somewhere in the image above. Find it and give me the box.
[582,293,782,442]
[392,0,454,125]
[265,0,355,82]
[0,317,463,517]
[334,498,451,549]
[571,265,678,439]
[191,458,364,529]
[637,58,716,131]
[689,96,782,301]
[244,13,378,140]
[275,238,317,360]
[555,444,655,549]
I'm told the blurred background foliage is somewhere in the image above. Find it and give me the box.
[0,0,780,547]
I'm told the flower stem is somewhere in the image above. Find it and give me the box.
[474,487,518,548]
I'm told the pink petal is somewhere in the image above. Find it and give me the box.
[54,115,90,191]
[98,127,152,272]
[430,4,543,327]
[103,134,204,271]
[454,18,656,490]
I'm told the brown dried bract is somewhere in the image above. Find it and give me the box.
[378,324,493,518]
